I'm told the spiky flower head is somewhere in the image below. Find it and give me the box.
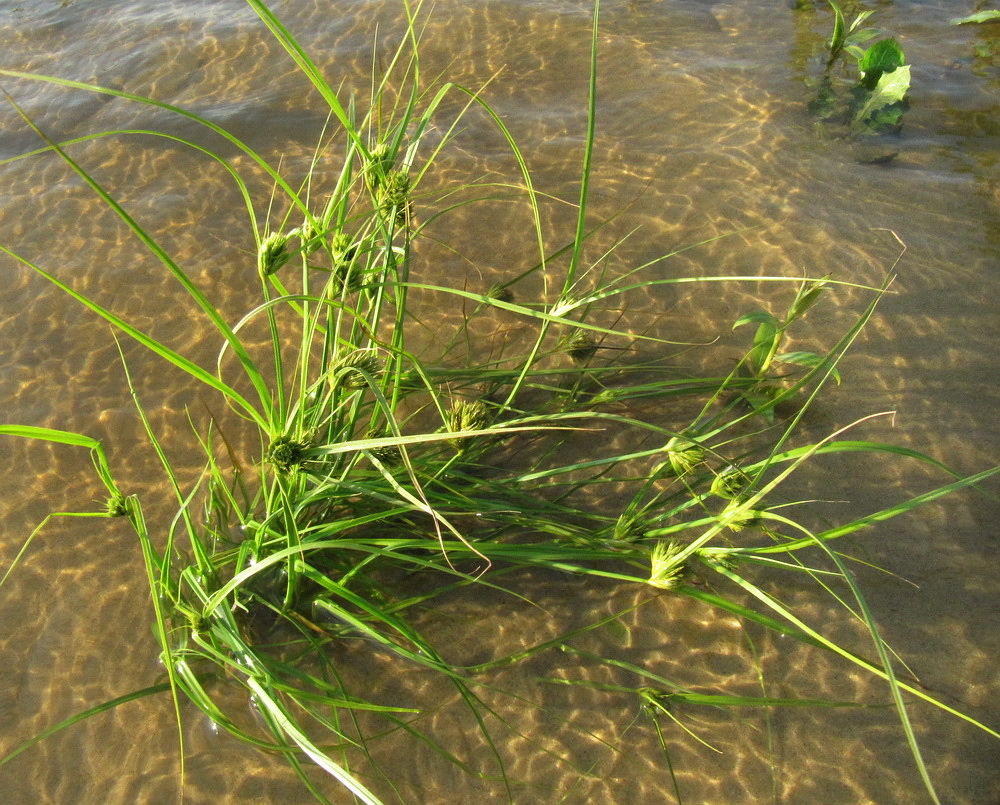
[265,435,311,474]
[377,170,411,225]
[648,540,686,590]
[364,141,395,192]
[448,399,493,451]
[487,283,514,304]
[661,435,705,478]
[105,493,128,518]
[710,465,750,499]
[330,231,362,293]
[788,274,830,323]
[299,218,322,255]
[561,328,598,363]
[258,231,292,277]
[449,398,492,432]
[611,512,646,544]
[719,497,762,532]
[332,349,381,390]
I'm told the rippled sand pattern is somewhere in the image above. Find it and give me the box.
[1,0,999,802]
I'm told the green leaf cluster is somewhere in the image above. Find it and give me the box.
[808,1,911,137]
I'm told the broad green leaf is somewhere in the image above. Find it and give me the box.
[852,65,910,133]
[859,38,906,89]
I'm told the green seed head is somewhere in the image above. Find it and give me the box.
[105,493,128,518]
[612,512,645,543]
[364,141,394,191]
[299,219,322,255]
[561,329,598,363]
[449,398,492,433]
[258,231,292,277]
[648,540,685,590]
[711,465,750,499]
[720,498,762,532]
[377,170,411,225]
[369,444,402,467]
[265,435,310,474]
[487,283,514,304]
[365,429,402,467]
[332,349,381,390]
[662,435,705,478]
[330,231,362,292]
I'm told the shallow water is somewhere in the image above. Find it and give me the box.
[1,1,999,802]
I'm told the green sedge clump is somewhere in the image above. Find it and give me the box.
[4,4,994,803]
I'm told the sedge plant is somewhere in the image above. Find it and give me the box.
[1,1,997,803]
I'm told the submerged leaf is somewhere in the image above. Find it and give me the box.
[950,11,1000,25]
[852,65,910,134]
[775,351,842,384]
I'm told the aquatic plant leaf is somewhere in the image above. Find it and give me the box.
[852,65,910,133]
[732,309,779,330]
[0,683,173,768]
[775,351,842,384]
[858,38,906,89]
[950,11,1000,25]
[732,310,780,374]
[827,0,846,57]
[844,44,868,61]
[787,276,829,322]
[847,10,876,35]
[746,323,780,379]
[0,424,100,450]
